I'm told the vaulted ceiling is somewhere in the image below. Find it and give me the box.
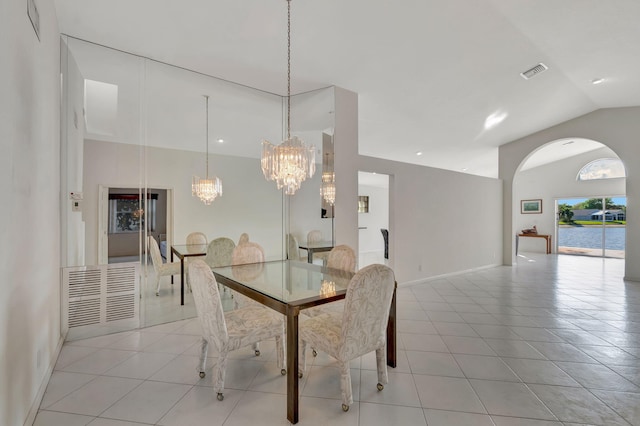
[53,0,640,178]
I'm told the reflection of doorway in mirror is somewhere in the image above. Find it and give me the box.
[99,187,169,264]
[358,172,390,268]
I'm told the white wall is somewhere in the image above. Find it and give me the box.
[0,0,62,424]
[514,146,625,253]
[358,184,389,254]
[500,107,640,281]
[84,140,285,264]
[357,156,503,284]
[334,88,360,253]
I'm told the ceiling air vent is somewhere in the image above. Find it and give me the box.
[520,63,548,80]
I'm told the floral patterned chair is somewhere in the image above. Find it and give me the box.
[287,234,301,261]
[232,241,265,266]
[205,237,236,293]
[148,236,181,296]
[299,264,395,412]
[238,232,250,245]
[230,241,267,356]
[186,231,208,252]
[304,244,356,322]
[205,237,236,268]
[307,230,329,265]
[326,245,356,273]
[189,259,285,401]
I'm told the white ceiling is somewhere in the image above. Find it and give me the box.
[53,0,640,178]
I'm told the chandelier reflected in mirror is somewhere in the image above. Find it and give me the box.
[192,95,222,205]
[320,152,335,205]
[261,0,315,195]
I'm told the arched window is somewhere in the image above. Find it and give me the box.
[577,158,625,181]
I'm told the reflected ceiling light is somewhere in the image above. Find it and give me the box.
[416,151,423,156]
[192,95,222,205]
[591,77,604,85]
[261,0,315,195]
[484,111,508,129]
[217,138,224,143]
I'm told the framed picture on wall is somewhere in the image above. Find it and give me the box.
[521,199,542,214]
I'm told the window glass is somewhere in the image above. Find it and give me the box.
[577,158,625,180]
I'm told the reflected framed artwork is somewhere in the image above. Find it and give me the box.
[521,199,542,214]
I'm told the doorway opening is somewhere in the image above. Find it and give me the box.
[358,171,390,268]
[556,196,626,259]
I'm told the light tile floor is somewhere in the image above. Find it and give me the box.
[35,253,640,425]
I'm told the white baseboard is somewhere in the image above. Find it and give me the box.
[24,332,66,426]
[399,263,502,287]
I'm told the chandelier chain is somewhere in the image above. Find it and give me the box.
[286,0,291,140]
[259,0,315,196]
[204,95,209,178]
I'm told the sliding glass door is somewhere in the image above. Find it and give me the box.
[557,197,626,258]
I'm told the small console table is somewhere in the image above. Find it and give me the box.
[516,234,551,255]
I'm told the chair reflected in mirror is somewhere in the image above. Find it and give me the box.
[205,237,236,268]
[307,230,329,265]
[287,234,301,261]
[148,236,181,296]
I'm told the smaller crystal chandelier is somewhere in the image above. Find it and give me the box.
[320,152,335,205]
[192,95,222,205]
[261,0,315,195]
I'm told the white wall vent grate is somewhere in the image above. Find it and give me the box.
[63,262,140,340]
[520,63,548,79]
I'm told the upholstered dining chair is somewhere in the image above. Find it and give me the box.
[186,231,208,253]
[327,245,357,273]
[238,232,250,245]
[205,237,236,268]
[287,234,301,261]
[305,244,356,317]
[230,242,265,310]
[148,236,181,296]
[205,237,236,294]
[307,229,329,265]
[299,264,395,412]
[189,259,285,401]
[305,244,357,356]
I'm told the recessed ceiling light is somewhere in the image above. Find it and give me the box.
[416,151,423,156]
[461,167,468,172]
[217,138,224,143]
[484,111,508,130]
[591,78,604,85]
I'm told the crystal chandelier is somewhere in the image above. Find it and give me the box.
[320,152,335,205]
[319,280,336,297]
[192,95,222,205]
[261,0,315,195]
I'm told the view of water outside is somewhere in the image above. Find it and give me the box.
[558,226,625,250]
[557,196,626,257]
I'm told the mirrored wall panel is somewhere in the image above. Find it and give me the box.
[61,36,336,333]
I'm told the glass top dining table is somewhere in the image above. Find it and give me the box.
[297,240,334,263]
[171,244,207,305]
[211,260,397,424]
